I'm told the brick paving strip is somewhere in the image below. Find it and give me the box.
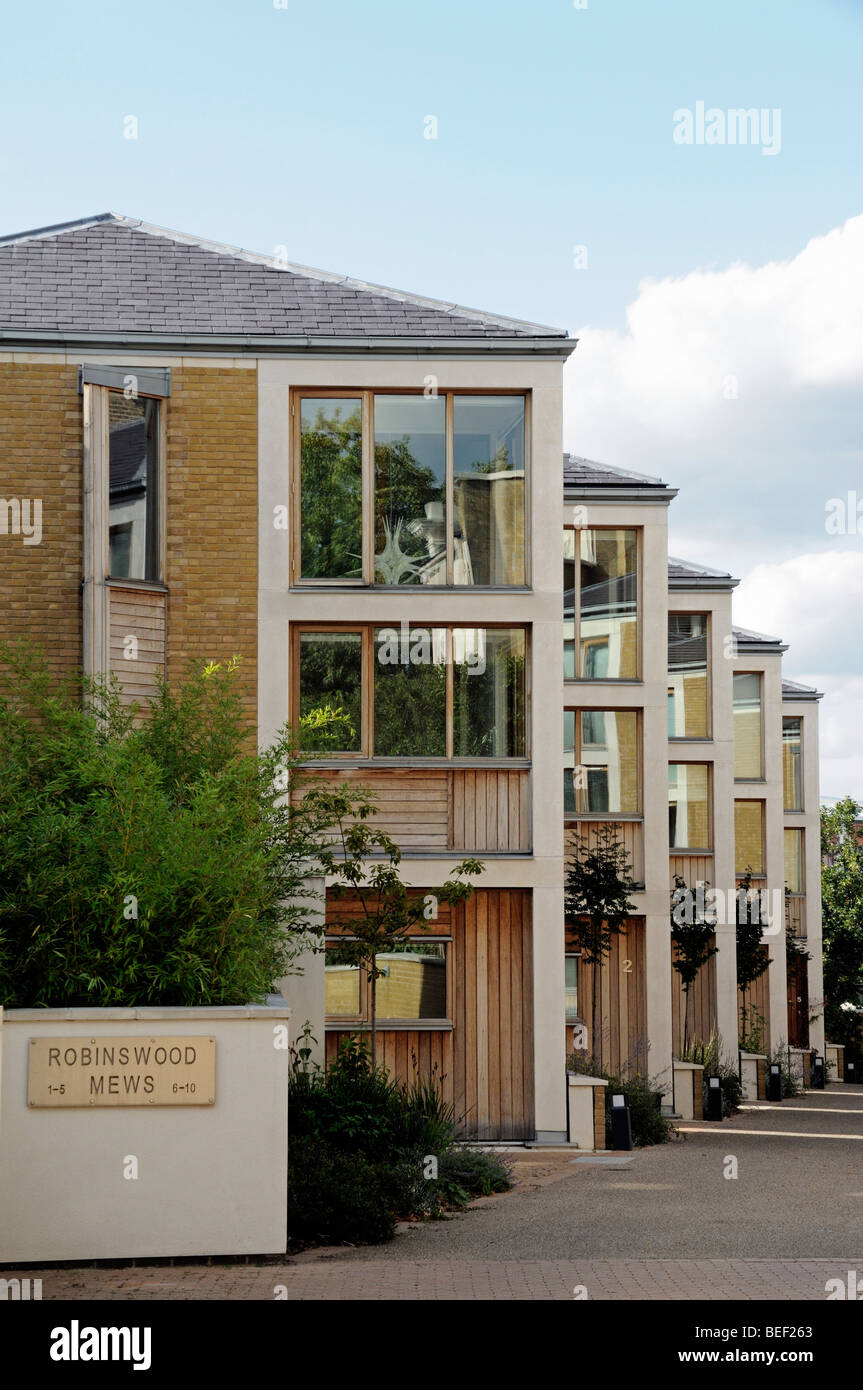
[8,1258,858,1301]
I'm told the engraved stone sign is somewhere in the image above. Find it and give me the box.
[27,1037,216,1107]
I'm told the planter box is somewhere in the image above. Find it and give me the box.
[788,1047,811,1088]
[567,1074,608,1150]
[825,1042,845,1083]
[0,998,290,1263]
[739,1051,766,1102]
[672,1061,704,1120]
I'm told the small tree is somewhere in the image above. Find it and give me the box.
[670,875,719,1054]
[821,797,863,1050]
[736,869,772,1046]
[320,816,483,1069]
[0,640,373,1007]
[564,825,637,1065]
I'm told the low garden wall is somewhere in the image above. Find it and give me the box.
[0,998,290,1263]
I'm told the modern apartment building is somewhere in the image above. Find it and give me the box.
[564,456,825,1094]
[0,214,825,1144]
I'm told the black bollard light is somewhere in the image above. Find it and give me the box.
[812,1055,825,1090]
[706,1074,723,1121]
[847,1059,857,1084]
[766,1062,782,1102]
[610,1092,633,1150]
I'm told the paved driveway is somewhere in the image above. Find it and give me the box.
[9,1087,863,1300]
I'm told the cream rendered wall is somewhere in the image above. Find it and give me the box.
[563,499,673,1095]
[258,355,568,1140]
[0,1002,291,1262]
[668,588,738,1051]
[783,697,825,1053]
[733,650,787,1050]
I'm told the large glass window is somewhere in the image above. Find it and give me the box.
[563,529,577,680]
[297,624,526,759]
[668,614,708,737]
[783,718,803,810]
[374,626,447,756]
[296,392,525,586]
[735,800,765,876]
[452,627,525,757]
[564,709,640,814]
[668,763,711,849]
[453,396,525,586]
[565,529,638,679]
[108,393,160,580]
[784,828,804,894]
[325,939,448,1021]
[299,397,363,580]
[565,956,580,1021]
[374,396,446,585]
[733,672,763,779]
[297,631,363,753]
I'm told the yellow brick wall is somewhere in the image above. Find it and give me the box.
[0,363,259,728]
[165,366,258,727]
[0,363,83,675]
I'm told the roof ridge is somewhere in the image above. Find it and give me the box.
[0,212,569,339]
[668,554,734,578]
[564,452,664,486]
[732,623,785,644]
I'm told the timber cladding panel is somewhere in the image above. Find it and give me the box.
[566,918,647,1076]
[738,947,771,1044]
[0,363,82,673]
[164,366,258,726]
[324,887,535,1142]
[671,936,718,1055]
[453,888,534,1141]
[294,767,531,854]
[109,585,166,708]
[566,821,644,884]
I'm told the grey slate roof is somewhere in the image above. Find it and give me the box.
[782,678,823,700]
[563,454,668,488]
[732,624,788,654]
[668,556,739,589]
[0,213,572,345]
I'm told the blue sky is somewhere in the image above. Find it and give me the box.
[3,0,862,797]
[3,0,860,331]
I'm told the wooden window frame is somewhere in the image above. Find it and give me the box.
[324,934,453,1027]
[667,760,713,852]
[564,707,642,818]
[292,621,530,763]
[782,716,804,812]
[667,610,711,741]
[563,525,642,682]
[290,388,531,589]
[733,671,765,782]
[734,798,766,878]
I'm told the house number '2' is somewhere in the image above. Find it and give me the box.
[622,960,632,973]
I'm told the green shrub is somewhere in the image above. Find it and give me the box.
[604,1073,674,1146]
[767,1042,803,1097]
[287,1137,398,1245]
[437,1147,513,1198]
[288,1034,486,1242]
[565,1046,673,1145]
[0,642,368,1008]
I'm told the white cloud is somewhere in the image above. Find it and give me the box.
[734,552,863,671]
[796,674,863,806]
[564,222,863,803]
[567,214,863,449]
